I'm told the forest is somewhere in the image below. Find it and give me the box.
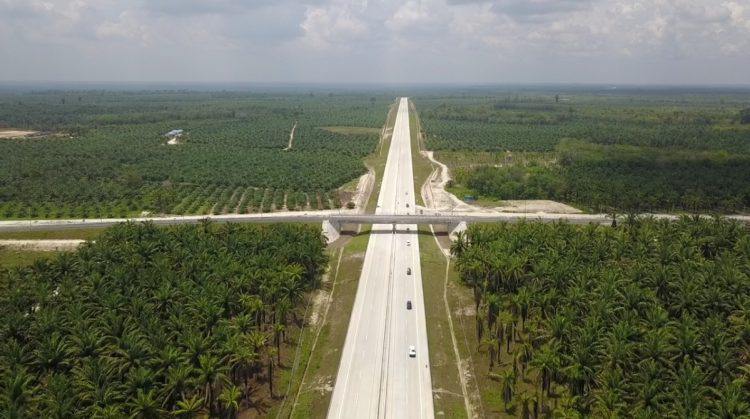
[0,91,390,219]
[416,88,750,213]
[454,140,750,213]
[451,217,750,417]
[0,221,328,417]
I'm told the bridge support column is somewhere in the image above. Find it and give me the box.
[447,221,468,241]
[322,219,342,243]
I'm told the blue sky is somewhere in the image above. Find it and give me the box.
[1,0,749,84]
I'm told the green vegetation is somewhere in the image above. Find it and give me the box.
[0,91,391,219]
[418,90,750,153]
[291,233,368,417]
[0,248,61,268]
[418,226,468,417]
[741,108,750,124]
[453,217,750,417]
[455,140,750,212]
[417,89,750,213]
[409,102,434,207]
[0,228,107,240]
[0,221,328,417]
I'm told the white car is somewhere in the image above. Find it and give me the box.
[408,346,416,357]
[406,241,411,246]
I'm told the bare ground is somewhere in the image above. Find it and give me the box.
[420,150,580,214]
[349,167,375,213]
[0,130,39,139]
[0,239,85,251]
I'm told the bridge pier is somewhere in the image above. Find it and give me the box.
[447,221,468,241]
[322,219,341,243]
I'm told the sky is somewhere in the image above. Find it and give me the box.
[1,0,750,85]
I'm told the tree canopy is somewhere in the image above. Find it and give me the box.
[0,221,328,417]
[454,217,750,416]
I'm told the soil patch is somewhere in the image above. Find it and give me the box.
[0,239,85,251]
[0,130,39,139]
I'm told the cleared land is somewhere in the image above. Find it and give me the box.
[0,129,38,138]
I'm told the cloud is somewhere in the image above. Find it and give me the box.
[0,0,749,84]
[300,3,370,50]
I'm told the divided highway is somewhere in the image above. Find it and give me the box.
[328,98,434,418]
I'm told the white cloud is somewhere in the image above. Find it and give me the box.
[300,4,369,49]
[0,0,749,83]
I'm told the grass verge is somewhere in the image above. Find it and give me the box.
[418,226,468,418]
[321,126,382,135]
[0,228,107,240]
[409,101,436,208]
[0,248,62,268]
[284,232,369,418]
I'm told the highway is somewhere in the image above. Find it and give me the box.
[327,98,434,418]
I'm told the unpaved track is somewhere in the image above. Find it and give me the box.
[421,150,581,214]
[284,121,298,151]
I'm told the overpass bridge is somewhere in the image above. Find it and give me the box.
[2,211,747,242]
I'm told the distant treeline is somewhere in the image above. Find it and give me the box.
[455,140,750,213]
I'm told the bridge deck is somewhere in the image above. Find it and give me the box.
[1,212,748,232]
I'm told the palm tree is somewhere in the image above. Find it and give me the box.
[672,359,707,417]
[499,370,516,410]
[172,394,203,418]
[163,364,195,407]
[517,391,533,419]
[33,332,71,373]
[478,337,497,369]
[273,323,286,365]
[450,230,468,258]
[198,354,227,416]
[219,384,242,418]
[529,342,560,398]
[1,368,38,417]
[267,347,278,398]
[512,288,532,330]
[711,382,749,418]
[128,388,162,418]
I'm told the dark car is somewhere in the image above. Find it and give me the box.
[407,300,412,310]
[407,267,412,275]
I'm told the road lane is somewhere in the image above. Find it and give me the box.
[328,98,434,418]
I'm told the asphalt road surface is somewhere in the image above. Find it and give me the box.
[328,98,434,419]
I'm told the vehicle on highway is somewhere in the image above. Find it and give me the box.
[407,241,411,246]
[407,300,412,309]
[406,203,410,208]
[407,267,412,275]
[408,346,416,357]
